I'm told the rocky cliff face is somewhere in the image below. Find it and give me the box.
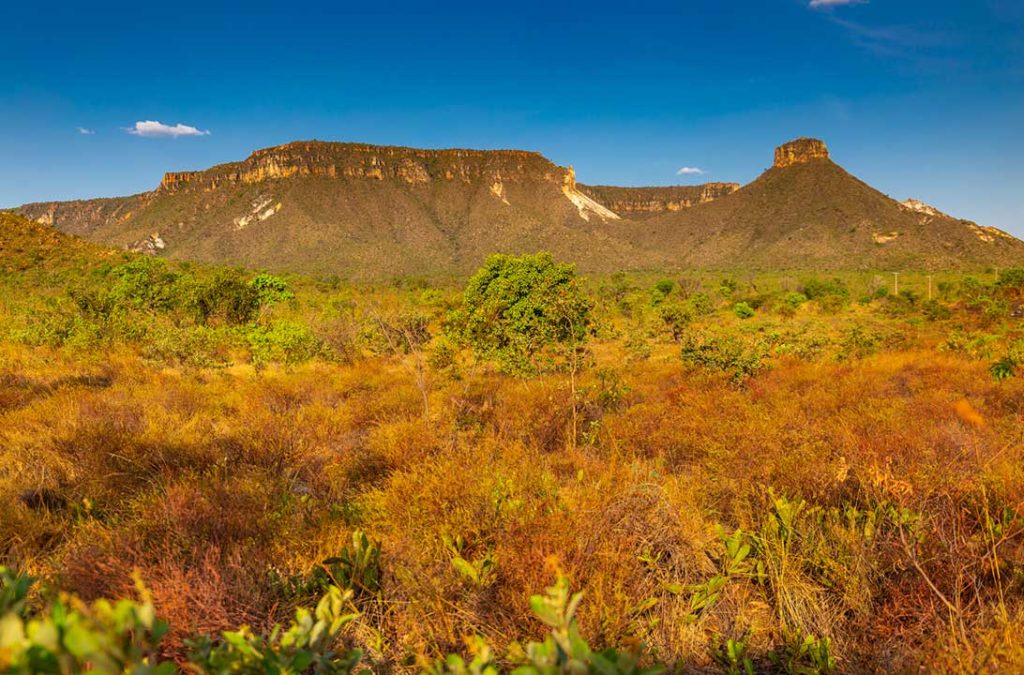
[579,183,739,218]
[157,141,567,193]
[773,138,829,168]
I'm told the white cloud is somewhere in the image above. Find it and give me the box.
[676,166,706,176]
[809,0,864,7]
[126,120,210,138]
[77,127,95,135]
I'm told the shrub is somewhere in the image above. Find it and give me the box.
[446,253,593,375]
[249,273,294,308]
[0,566,364,674]
[733,302,755,319]
[921,299,952,321]
[778,292,807,317]
[800,277,849,301]
[839,325,882,359]
[687,292,715,317]
[680,331,769,382]
[658,303,691,341]
[247,321,325,367]
[996,267,1024,295]
[186,271,262,325]
[650,279,675,306]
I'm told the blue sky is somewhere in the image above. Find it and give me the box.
[2,0,1023,236]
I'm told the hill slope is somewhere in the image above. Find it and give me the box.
[606,138,1024,270]
[16,138,1024,275]
[0,211,117,274]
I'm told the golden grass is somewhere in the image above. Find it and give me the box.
[2,333,1023,670]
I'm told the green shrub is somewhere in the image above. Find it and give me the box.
[921,299,952,321]
[247,321,325,367]
[800,277,849,301]
[687,292,715,317]
[996,267,1024,294]
[778,292,807,317]
[250,272,295,308]
[446,253,593,375]
[733,302,755,319]
[658,303,691,341]
[186,271,262,325]
[839,325,882,359]
[650,279,675,306]
[680,332,769,383]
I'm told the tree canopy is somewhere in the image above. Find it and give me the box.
[447,252,593,375]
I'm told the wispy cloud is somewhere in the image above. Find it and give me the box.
[126,120,210,138]
[809,0,864,8]
[676,166,706,176]
[77,127,95,135]
[831,17,961,59]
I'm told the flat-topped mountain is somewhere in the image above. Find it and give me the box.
[604,138,1024,270]
[15,138,1024,276]
[19,141,662,277]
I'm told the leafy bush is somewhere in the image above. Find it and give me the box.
[733,302,755,320]
[0,566,364,674]
[658,303,691,341]
[0,567,172,673]
[247,321,326,367]
[650,279,675,306]
[921,299,952,321]
[996,267,1024,295]
[186,271,262,325]
[686,292,715,317]
[250,273,295,309]
[800,277,849,301]
[839,325,882,359]
[680,332,769,382]
[446,253,593,375]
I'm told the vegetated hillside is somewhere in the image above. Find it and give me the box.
[17,141,661,278]
[0,210,123,281]
[615,138,1024,270]
[16,138,1024,276]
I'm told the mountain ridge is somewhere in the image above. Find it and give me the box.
[14,138,1024,276]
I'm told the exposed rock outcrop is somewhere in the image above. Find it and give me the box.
[901,198,944,217]
[773,138,829,168]
[157,141,566,194]
[579,183,739,218]
[126,233,166,255]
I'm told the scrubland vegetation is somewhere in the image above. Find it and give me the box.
[2,243,1024,672]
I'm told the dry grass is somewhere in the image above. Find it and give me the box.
[3,333,1023,671]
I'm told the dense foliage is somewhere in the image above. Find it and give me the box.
[445,253,593,375]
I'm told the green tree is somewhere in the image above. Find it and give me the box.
[447,253,594,449]
[446,253,593,376]
[250,273,295,309]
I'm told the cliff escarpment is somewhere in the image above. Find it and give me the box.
[157,141,568,193]
[579,183,739,218]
